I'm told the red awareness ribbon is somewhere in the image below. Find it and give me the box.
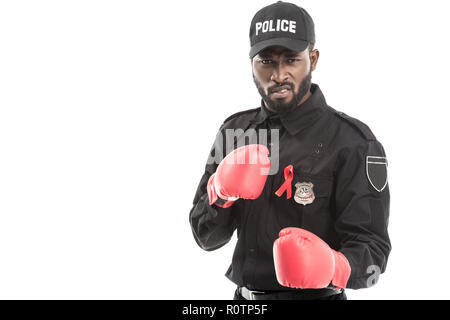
[275,165,293,199]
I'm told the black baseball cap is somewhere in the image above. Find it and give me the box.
[249,1,315,59]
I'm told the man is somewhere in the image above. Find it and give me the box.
[189,1,391,300]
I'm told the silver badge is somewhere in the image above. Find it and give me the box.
[294,182,315,206]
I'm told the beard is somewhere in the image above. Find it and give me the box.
[253,70,312,114]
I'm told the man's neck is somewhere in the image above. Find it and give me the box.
[298,89,312,105]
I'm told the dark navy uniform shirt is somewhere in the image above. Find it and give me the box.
[189,83,391,290]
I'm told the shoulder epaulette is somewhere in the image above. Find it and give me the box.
[334,110,376,141]
[223,107,260,124]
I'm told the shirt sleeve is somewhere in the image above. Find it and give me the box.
[334,139,391,289]
[189,127,239,251]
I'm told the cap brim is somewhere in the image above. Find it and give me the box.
[249,37,309,59]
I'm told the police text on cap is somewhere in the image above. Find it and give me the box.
[255,19,296,36]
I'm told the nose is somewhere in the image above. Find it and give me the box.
[270,64,289,84]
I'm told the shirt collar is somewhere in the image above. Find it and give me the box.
[251,83,327,135]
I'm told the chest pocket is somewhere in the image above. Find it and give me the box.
[292,170,334,238]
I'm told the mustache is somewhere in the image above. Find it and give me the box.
[268,82,295,94]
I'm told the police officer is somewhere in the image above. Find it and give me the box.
[189,1,391,300]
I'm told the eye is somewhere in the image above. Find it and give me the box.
[287,58,300,63]
[260,59,273,65]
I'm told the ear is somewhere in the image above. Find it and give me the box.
[310,49,320,71]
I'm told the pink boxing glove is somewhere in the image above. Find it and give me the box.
[207,144,271,208]
[273,227,351,289]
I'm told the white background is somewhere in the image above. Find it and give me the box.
[0,0,449,300]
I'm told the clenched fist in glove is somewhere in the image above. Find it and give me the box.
[273,227,351,289]
[207,144,271,208]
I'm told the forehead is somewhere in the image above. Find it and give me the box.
[257,46,300,57]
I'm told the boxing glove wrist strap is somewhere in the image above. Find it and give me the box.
[214,198,235,208]
[207,174,236,208]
